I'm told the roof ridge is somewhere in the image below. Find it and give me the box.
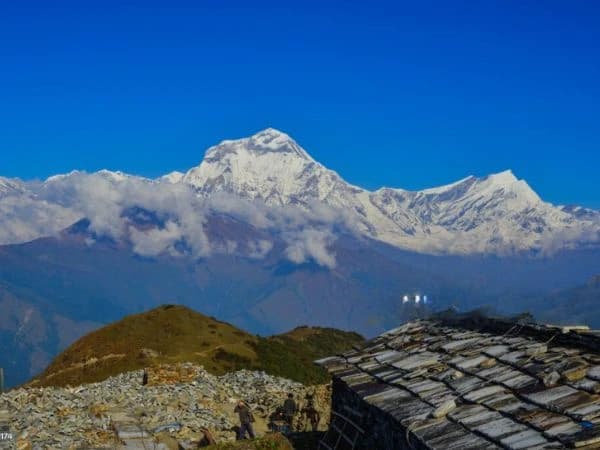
[431,313,600,356]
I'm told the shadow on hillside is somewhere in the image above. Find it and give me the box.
[287,431,325,450]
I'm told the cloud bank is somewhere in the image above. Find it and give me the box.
[3,170,597,264]
[0,172,354,268]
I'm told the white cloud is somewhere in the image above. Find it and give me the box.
[283,229,337,269]
[247,239,273,259]
[0,195,81,244]
[129,221,182,257]
[0,172,360,268]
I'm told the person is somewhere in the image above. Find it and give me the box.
[301,393,320,432]
[234,400,255,440]
[267,406,286,433]
[282,393,297,428]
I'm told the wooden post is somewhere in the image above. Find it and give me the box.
[0,368,4,393]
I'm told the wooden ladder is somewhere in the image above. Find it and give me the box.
[319,411,364,450]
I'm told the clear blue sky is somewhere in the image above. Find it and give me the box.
[1,1,599,208]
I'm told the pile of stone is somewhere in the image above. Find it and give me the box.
[0,363,330,449]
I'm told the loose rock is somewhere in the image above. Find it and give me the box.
[0,363,330,448]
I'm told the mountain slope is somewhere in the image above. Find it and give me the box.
[2,217,598,389]
[27,304,365,388]
[0,215,484,387]
[0,284,103,389]
[523,274,600,327]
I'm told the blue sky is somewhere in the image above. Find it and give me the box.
[1,1,599,207]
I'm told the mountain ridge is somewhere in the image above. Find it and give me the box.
[0,128,598,256]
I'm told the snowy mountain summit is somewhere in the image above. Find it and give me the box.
[183,128,351,204]
[0,128,598,256]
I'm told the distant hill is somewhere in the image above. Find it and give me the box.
[254,325,365,385]
[0,284,103,388]
[26,305,364,388]
[528,274,600,327]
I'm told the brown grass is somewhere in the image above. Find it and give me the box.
[29,305,258,387]
[27,304,365,388]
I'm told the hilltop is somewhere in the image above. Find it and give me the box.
[27,304,364,388]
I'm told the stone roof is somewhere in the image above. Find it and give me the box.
[316,315,600,449]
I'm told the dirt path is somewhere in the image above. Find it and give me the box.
[194,344,225,357]
[42,353,127,382]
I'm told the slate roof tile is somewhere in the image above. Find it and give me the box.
[317,315,600,449]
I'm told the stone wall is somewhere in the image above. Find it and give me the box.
[328,378,427,450]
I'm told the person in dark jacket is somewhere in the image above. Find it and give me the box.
[234,400,255,440]
[282,393,298,427]
[302,393,320,431]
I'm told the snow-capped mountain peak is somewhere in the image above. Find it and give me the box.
[203,128,314,163]
[486,169,517,184]
[182,128,339,203]
[475,170,541,204]
[178,131,598,254]
[248,128,314,159]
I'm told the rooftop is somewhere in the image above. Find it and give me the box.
[316,313,600,449]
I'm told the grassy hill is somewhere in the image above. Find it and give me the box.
[251,325,365,384]
[27,304,364,388]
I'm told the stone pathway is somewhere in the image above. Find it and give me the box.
[112,413,166,450]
